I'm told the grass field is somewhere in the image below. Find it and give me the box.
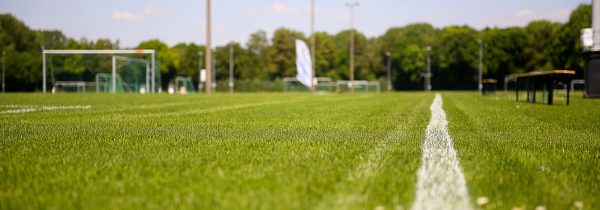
[0,92,598,209]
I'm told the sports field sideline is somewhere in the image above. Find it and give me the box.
[1,92,599,209]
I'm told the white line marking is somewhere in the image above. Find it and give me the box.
[411,93,472,210]
[0,105,92,114]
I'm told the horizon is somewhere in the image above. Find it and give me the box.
[0,0,589,47]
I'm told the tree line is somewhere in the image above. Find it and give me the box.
[0,4,591,91]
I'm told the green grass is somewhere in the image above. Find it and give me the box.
[0,93,430,210]
[444,92,600,210]
[1,92,598,209]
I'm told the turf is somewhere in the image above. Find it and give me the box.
[1,92,598,209]
[444,92,600,210]
[0,93,431,210]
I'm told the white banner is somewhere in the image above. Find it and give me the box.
[295,39,313,87]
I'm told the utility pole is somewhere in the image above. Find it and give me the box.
[425,46,431,91]
[2,51,5,93]
[229,45,234,93]
[310,0,316,93]
[205,0,212,93]
[385,51,392,91]
[478,39,483,91]
[345,2,359,92]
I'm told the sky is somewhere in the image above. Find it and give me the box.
[0,0,590,48]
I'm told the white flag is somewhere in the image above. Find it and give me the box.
[295,39,313,87]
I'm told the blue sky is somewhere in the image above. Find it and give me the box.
[0,0,589,47]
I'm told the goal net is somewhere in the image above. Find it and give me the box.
[336,80,381,93]
[174,76,196,94]
[283,77,335,92]
[43,50,160,94]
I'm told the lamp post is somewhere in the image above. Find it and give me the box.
[385,51,392,91]
[478,39,483,91]
[345,2,359,92]
[2,51,5,93]
[205,0,212,93]
[425,46,431,91]
[198,51,203,91]
[229,45,234,93]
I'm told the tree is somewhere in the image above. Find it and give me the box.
[549,4,591,78]
[524,20,560,71]
[481,27,528,83]
[172,43,204,86]
[268,28,306,79]
[312,32,336,79]
[435,26,479,89]
[137,39,179,87]
[246,30,270,80]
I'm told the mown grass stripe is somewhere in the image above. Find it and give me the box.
[411,93,472,210]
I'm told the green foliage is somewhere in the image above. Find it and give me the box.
[0,3,593,91]
[435,26,479,89]
[137,39,179,88]
[268,28,306,79]
[549,4,592,78]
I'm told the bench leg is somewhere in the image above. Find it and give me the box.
[532,79,536,103]
[548,80,554,105]
[566,79,571,105]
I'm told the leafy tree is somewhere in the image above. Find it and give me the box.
[549,4,591,78]
[137,39,179,87]
[172,43,204,86]
[246,30,271,80]
[312,32,336,79]
[435,26,479,89]
[524,20,560,71]
[268,28,306,79]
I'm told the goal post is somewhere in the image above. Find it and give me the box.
[42,49,156,94]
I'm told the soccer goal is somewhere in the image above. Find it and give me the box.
[283,77,335,92]
[42,50,159,94]
[336,80,381,93]
[174,76,196,94]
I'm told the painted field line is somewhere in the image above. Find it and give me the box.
[411,93,472,210]
[316,99,422,210]
[0,105,92,114]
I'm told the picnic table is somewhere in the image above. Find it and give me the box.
[513,70,576,105]
[482,79,497,95]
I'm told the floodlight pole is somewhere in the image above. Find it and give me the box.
[346,2,359,93]
[198,51,203,91]
[310,0,316,93]
[2,51,5,93]
[385,51,392,91]
[205,0,212,94]
[42,51,46,93]
[478,39,483,91]
[229,45,234,93]
[425,46,431,91]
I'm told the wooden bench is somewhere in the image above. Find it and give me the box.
[482,79,497,95]
[513,70,576,105]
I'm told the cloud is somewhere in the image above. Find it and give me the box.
[144,6,170,17]
[270,2,300,16]
[111,5,170,22]
[111,11,144,22]
[516,9,535,18]
[478,8,572,28]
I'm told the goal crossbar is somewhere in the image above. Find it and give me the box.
[42,49,156,94]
